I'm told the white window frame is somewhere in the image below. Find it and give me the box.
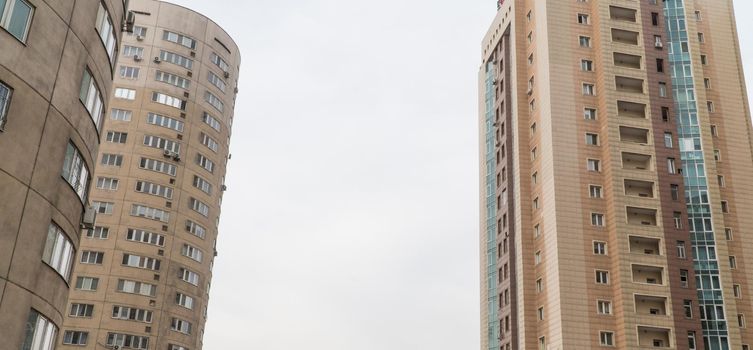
[0,0,34,42]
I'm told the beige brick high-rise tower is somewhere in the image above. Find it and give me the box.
[0,1,125,349]
[479,0,753,349]
[59,1,240,349]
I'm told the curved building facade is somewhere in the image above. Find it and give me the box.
[0,0,125,349]
[60,1,240,349]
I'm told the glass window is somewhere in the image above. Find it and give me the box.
[204,91,223,112]
[160,50,193,69]
[42,223,74,280]
[155,70,190,89]
[207,71,226,92]
[210,52,229,72]
[202,112,221,132]
[61,142,90,202]
[114,88,136,100]
[62,331,88,346]
[0,81,11,129]
[95,2,116,61]
[163,30,196,49]
[0,0,33,42]
[79,69,104,129]
[152,92,185,110]
[22,309,58,350]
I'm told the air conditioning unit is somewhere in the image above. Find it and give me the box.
[133,55,142,62]
[190,51,196,57]
[221,185,228,191]
[153,56,161,63]
[183,91,190,98]
[223,71,230,78]
[81,206,97,230]
[136,35,144,41]
[187,71,193,77]
[172,154,181,161]
[163,149,172,157]
[655,40,663,48]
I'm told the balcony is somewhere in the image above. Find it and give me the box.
[617,100,646,119]
[614,52,642,69]
[628,236,661,256]
[632,264,664,285]
[622,152,652,171]
[610,6,637,22]
[616,76,644,94]
[625,179,654,198]
[637,327,671,348]
[619,126,650,144]
[627,206,658,226]
[634,295,668,316]
[612,28,640,45]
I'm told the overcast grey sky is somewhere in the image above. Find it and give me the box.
[166,1,753,348]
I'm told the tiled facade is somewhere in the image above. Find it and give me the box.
[480,0,752,349]
[0,1,125,349]
[59,1,240,349]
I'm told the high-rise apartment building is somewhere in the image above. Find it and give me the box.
[0,1,125,349]
[59,1,239,349]
[479,0,752,349]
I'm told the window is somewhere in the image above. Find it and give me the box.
[79,69,105,129]
[193,175,212,195]
[155,70,190,89]
[677,241,686,258]
[22,309,57,350]
[680,269,689,288]
[536,278,543,293]
[135,180,173,199]
[126,229,165,246]
[130,204,170,223]
[579,36,591,47]
[205,91,224,112]
[171,317,192,334]
[656,58,664,72]
[587,159,600,172]
[42,223,74,280]
[714,150,722,161]
[160,50,194,69]
[62,331,88,346]
[111,108,132,121]
[707,101,715,112]
[527,32,532,43]
[734,284,742,298]
[684,300,693,318]
[106,131,128,143]
[597,300,612,315]
[651,12,659,26]
[698,32,705,43]
[189,197,210,217]
[661,107,670,122]
[593,241,607,255]
[210,52,230,72]
[599,331,614,346]
[92,201,113,214]
[80,251,103,264]
[208,71,227,92]
[87,226,109,239]
[0,81,11,129]
[112,305,153,323]
[531,172,538,185]
[673,212,682,229]
[62,142,90,201]
[163,30,196,49]
[179,267,199,285]
[667,158,677,174]
[119,66,139,79]
[577,13,589,24]
[75,276,99,291]
[739,314,746,328]
[704,78,711,89]
[182,244,203,262]
[532,197,539,210]
[730,256,737,269]
[584,107,597,120]
[122,45,143,57]
[116,279,156,296]
[0,0,34,42]
[664,132,673,148]
[114,87,136,100]
[586,133,598,145]
[146,112,184,132]
[670,184,680,200]
[688,331,697,350]
[69,303,94,318]
[200,132,219,152]
[533,224,541,238]
[537,307,544,320]
[659,82,667,97]
[725,228,733,240]
[589,185,602,198]
[143,135,180,154]
[176,293,195,309]
[106,333,149,350]
[701,55,707,65]
[95,2,116,61]
[591,213,604,227]
[170,345,189,350]
[122,253,161,271]
[721,200,729,213]
[139,157,177,176]
[202,112,222,132]
[152,91,186,110]
[534,251,542,265]
[101,153,123,166]
[196,153,215,173]
[711,125,718,137]
[695,10,702,20]
[186,220,207,239]
[595,270,609,284]
[581,59,593,71]
[582,83,595,96]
